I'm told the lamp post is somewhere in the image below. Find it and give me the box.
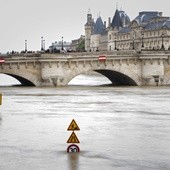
[114,37,117,50]
[41,36,44,51]
[25,40,27,53]
[43,40,45,51]
[132,36,135,50]
[61,36,63,50]
[141,33,144,48]
[161,33,165,50]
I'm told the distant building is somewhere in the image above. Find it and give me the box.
[49,41,71,53]
[85,8,170,51]
[71,35,85,52]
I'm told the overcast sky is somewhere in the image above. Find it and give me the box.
[0,0,170,53]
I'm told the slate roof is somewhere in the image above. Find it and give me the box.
[144,20,170,30]
[118,12,170,33]
[135,11,161,23]
[118,27,131,33]
[93,16,105,35]
[111,9,130,29]
[118,20,170,33]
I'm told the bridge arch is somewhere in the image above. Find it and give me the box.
[0,70,41,86]
[65,66,140,86]
[5,73,35,86]
[94,69,137,86]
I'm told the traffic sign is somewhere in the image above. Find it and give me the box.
[98,55,106,61]
[67,144,80,153]
[67,119,80,131]
[67,132,80,143]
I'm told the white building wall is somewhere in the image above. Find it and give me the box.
[90,34,100,51]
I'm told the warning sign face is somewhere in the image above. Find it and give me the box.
[67,132,80,143]
[67,119,80,131]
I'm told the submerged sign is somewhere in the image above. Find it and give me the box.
[67,119,80,152]
[67,132,80,143]
[67,144,80,153]
[0,94,2,105]
[67,119,80,131]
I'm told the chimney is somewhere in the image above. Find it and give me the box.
[108,17,111,27]
[104,21,106,28]
[159,12,163,17]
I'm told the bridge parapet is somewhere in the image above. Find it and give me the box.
[1,51,170,86]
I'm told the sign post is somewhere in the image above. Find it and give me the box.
[67,119,80,153]
[0,94,2,105]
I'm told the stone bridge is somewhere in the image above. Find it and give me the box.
[0,51,170,86]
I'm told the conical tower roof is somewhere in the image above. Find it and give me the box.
[111,9,130,29]
[93,16,105,35]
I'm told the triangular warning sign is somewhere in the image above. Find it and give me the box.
[67,119,80,131]
[67,132,80,143]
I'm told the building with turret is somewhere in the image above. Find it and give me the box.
[84,8,170,52]
[84,10,95,52]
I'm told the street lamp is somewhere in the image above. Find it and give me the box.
[41,36,44,51]
[141,33,144,48]
[132,36,135,50]
[161,33,165,50]
[25,40,27,53]
[114,37,117,50]
[61,36,64,50]
[43,40,45,50]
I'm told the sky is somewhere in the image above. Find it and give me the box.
[0,0,170,53]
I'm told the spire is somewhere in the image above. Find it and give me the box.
[88,8,91,14]
[93,16,105,35]
[116,2,118,10]
[111,9,123,29]
[97,11,101,18]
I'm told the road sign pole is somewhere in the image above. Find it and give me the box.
[67,119,80,153]
[0,94,2,105]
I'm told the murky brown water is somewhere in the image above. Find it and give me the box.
[0,75,170,170]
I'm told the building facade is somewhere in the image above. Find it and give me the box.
[85,9,170,52]
[71,35,85,52]
[49,41,71,53]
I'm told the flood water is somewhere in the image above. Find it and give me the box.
[0,75,170,170]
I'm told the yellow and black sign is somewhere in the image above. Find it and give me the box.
[0,94,2,105]
[67,132,80,143]
[67,119,80,131]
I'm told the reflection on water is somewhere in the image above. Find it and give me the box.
[0,75,170,170]
[67,153,79,170]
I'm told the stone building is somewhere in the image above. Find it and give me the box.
[49,41,71,53]
[85,9,170,52]
[71,35,85,52]
[84,12,95,51]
